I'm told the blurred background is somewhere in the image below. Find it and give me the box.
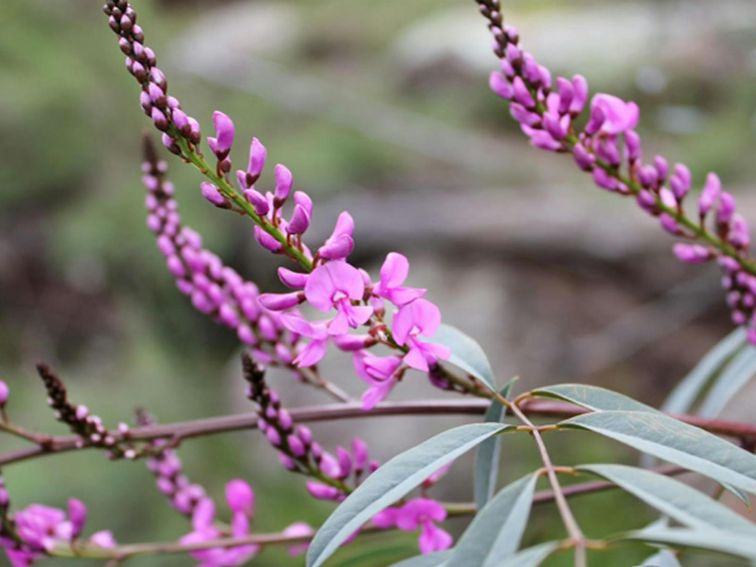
[2,0,756,565]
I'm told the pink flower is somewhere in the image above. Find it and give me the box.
[282,315,329,367]
[372,498,452,555]
[180,493,259,567]
[89,531,117,549]
[373,253,426,307]
[225,480,254,516]
[353,352,403,409]
[14,504,73,551]
[282,522,314,556]
[589,94,639,135]
[0,380,8,406]
[207,111,235,159]
[318,212,355,260]
[304,261,373,335]
[392,299,450,372]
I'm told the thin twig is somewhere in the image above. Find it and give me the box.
[1,399,754,467]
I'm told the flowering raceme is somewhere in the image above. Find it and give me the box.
[478,0,756,343]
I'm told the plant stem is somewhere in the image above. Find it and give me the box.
[1,399,754,467]
[494,392,587,567]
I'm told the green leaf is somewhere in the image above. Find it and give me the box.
[532,384,656,413]
[698,346,756,418]
[498,542,560,567]
[578,464,756,535]
[661,328,746,414]
[391,551,452,567]
[447,474,538,567]
[306,423,514,567]
[474,380,516,510]
[639,549,681,567]
[432,324,496,391]
[626,526,756,560]
[562,411,756,494]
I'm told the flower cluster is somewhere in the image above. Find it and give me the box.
[35,364,137,460]
[243,357,453,555]
[1,483,115,567]
[103,0,200,155]
[261,252,451,409]
[142,138,304,368]
[179,480,260,567]
[478,0,756,342]
[136,411,208,518]
[106,0,456,405]
[242,356,375,501]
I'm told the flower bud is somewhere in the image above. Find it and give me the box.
[200,182,226,207]
[225,480,255,516]
[0,380,8,407]
[274,164,293,205]
[207,111,235,159]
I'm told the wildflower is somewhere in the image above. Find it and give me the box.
[392,299,450,372]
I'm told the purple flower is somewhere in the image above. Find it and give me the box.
[373,253,426,307]
[392,299,450,372]
[318,212,355,261]
[282,315,329,367]
[225,480,254,516]
[304,261,373,335]
[0,380,8,406]
[589,94,639,135]
[14,504,73,552]
[673,243,711,264]
[274,164,293,205]
[180,491,259,567]
[353,352,403,410]
[207,111,235,159]
[699,173,721,218]
[67,499,87,539]
[373,498,452,555]
[201,182,226,207]
[282,522,314,556]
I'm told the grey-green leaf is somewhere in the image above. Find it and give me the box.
[697,346,756,418]
[499,542,560,567]
[661,328,746,414]
[432,324,496,391]
[391,551,452,567]
[562,411,756,494]
[578,464,756,535]
[639,549,681,567]
[532,384,656,413]
[474,380,516,510]
[447,474,538,567]
[306,423,513,567]
[627,526,756,560]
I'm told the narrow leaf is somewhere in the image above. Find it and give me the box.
[578,464,756,535]
[698,346,756,418]
[640,549,681,567]
[532,383,655,413]
[562,411,756,494]
[474,380,516,510]
[447,474,538,567]
[432,324,496,391]
[306,423,513,567]
[499,541,559,567]
[661,328,746,414]
[391,551,452,567]
[627,526,756,560]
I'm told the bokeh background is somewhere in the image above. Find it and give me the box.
[2,0,756,565]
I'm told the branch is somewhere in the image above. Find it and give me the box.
[1,399,753,467]
[46,464,688,562]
